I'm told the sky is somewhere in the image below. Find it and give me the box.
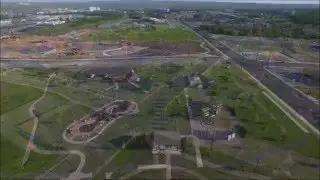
[5,0,320,4]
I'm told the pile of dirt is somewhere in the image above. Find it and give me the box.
[131,40,205,56]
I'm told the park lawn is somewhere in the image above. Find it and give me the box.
[0,81,43,115]
[34,92,70,115]
[34,102,91,147]
[113,149,135,166]
[111,134,153,168]
[204,65,319,158]
[196,167,246,180]
[0,82,61,178]
[28,13,123,36]
[301,51,320,62]
[88,27,198,41]
[1,70,48,89]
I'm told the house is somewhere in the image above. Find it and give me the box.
[152,131,181,155]
[88,73,95,79]
[89,6,100,12]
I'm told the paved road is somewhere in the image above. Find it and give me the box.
[181,21,320,131]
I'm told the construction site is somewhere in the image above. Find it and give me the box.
[64,100,139,144]
[0,28,208,59]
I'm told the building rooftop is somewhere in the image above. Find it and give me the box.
[153,131,180,147]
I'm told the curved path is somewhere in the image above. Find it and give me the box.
[62,100,139,145]
[20,73,87,179]
[119,165,208,180]
[22,73,56,167]
[102,47,124,56]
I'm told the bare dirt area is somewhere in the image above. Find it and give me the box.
[63,100,139,144]
[130,40,206,56]
[241,51,292,62]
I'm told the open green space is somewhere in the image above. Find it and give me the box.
[129,169,166,179]
[137,64,184,84]
[0,82,61,178]
[0,81,43,115]
[204,65,319,158]
[87,27,198,41]
[296,86,319,100]
[28,13,123,36]
[33,94,91,147]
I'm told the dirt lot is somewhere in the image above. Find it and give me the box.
[0,31,206,59]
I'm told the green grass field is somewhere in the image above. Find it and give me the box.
[87,27,198,41]
[0,82,60,178]
[296,86,319,99]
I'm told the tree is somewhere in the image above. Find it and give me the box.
[292,27,304,38]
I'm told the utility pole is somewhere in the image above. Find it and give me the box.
[125,35,128,57]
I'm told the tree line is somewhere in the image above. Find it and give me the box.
[199,24,319,39]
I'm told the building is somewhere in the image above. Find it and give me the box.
[192,129,236,141]
[188,73,203,89]
[152,131,181,155]
[89,6,101,12]
[0,19,12,26]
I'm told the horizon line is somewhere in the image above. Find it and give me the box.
[1,0,319,5]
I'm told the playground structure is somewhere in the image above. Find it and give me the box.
[63,100,139,144]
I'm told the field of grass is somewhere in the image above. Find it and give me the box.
[33,93,91,147]
[204,65,319,158]
[87,27,198,41]
[0,136,60,178]
[296,86,319,99]
[0,82,61,178]
[28,13,123,36]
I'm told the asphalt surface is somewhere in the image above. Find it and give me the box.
[182,21,320,130]
[0,56,208,68]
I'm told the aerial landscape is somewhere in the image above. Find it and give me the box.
[0,0,319,179]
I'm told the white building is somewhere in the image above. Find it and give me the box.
[149,17,166,24]
[89,6,101,12]
[0,19,12,26]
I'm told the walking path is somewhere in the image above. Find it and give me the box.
[18,73,89,180]
[264,68,319,105]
